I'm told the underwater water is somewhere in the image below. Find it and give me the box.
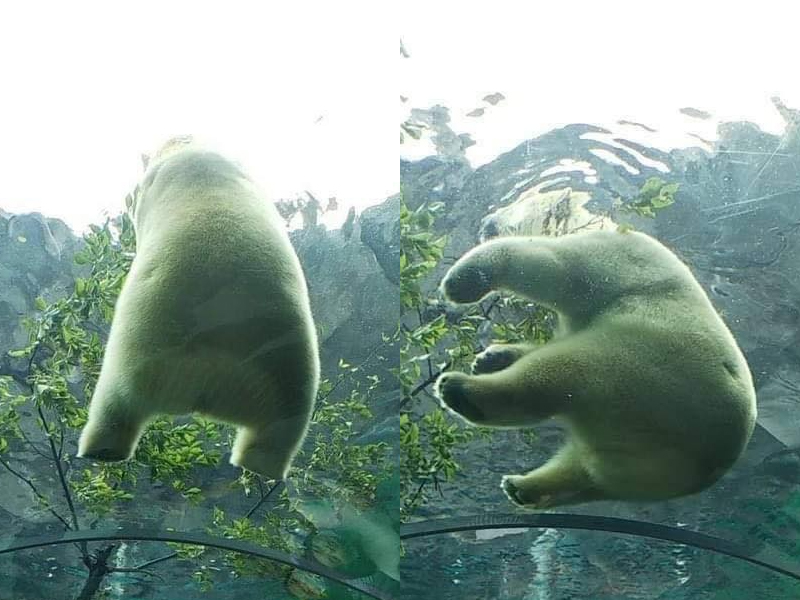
[2,4,800,600]
[0,158,401,600]
[396,105,800,596]
[396,4,800,596]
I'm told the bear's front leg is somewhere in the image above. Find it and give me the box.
[439,239,512,304]
[435,367,560,428]
[436,341,582,428]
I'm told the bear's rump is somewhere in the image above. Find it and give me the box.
[133,340,315,425]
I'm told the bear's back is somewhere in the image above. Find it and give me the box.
[546,230,710,328]
[106,147,317,413]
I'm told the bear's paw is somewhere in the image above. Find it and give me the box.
[472,345,521,374]
[435,372,486,423]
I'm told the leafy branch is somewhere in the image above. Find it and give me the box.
[1,209,396,598]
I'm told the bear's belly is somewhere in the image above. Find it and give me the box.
[124,327,313,426]
[581,441,716,499]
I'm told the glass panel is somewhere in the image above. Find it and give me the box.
[0,6,397,599]
[401,3,800,598]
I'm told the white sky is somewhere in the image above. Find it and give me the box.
[0,2,396,233]
[400,1,800,166]
[3,3,798,235]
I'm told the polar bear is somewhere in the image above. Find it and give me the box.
[77,137,320,480]
[479,186,616,242]
[435,230,757,509]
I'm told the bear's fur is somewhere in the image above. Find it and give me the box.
[77,138,319,480]
[436,230,756,508]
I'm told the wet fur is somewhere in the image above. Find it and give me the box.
[436,230,756,509]
[77,142,319,479]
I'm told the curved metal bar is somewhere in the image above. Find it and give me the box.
[400,513,800,582]
[0,528,394,600]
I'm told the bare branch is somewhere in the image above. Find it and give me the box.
[0,454,72,530]
[57,419,66,460]
[245,479,285,519]
[125,551,179,571]
[109,565,166,582]
[400,360,452,410]
[18,427,53,461]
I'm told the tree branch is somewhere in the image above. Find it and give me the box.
[315,339,390,407]
[77,544,117,600]
[481,296,500,319]
[107,474,285,579]
[399,360,451,410]
[407,477,428,510]
[17,427,53,461]
[245,479,284,519]
[0,454,72,530]
[58,419,66,460]
[36,404,81,529]
[121,551,179,572]
[26,336,87,559]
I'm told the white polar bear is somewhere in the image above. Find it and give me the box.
[479,186,616,242]
[435,229,757,509]
[77,138,320,480]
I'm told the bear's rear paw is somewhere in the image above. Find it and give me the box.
[77,446,130,461]
[501,475,526,506]
[472,345,520,375]
[434,372,486,423]
[77,422,140,462]
[231,450,289,481]
[501,475,554,509]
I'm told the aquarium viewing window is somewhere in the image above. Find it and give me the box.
[1,2,800,599]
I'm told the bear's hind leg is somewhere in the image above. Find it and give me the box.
[501,442,604,509]
[230,416,310,481]
[78,389,148,461]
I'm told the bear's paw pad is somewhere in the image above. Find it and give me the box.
[435,373,486,422]
[501,475,554,509]
[472,346,519,374]
[501,475,526,506]
[442,266,492,304]
[77,446,129,462]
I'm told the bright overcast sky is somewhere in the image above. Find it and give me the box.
[401,1,800,166]
[0,2,396,233]
[2,3,798,234]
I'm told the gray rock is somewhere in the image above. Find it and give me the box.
[290,223,398,382]
[360,193,400,285]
